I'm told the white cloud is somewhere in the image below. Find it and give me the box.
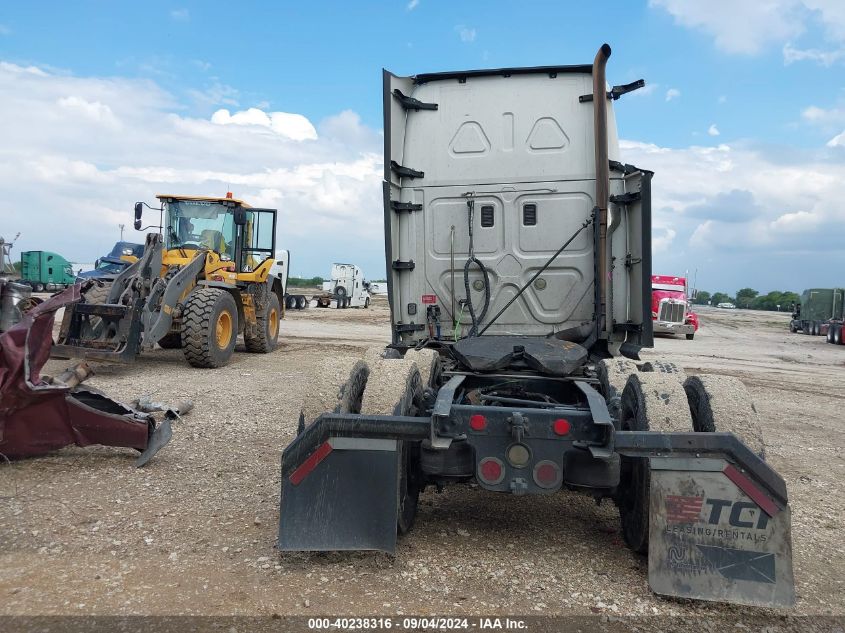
[783,42,845,65]
[211,107,318,141]
[0,60,384,276]
[827,130,845,146]
[801,104,845,124]
[707,124,720,136]
[407,0,419,10]
[651,0,845,60]
[170,8,189,21]
[456,26,476,43]
[665,88,680,102]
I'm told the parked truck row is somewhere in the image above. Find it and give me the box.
[790,287,844,345]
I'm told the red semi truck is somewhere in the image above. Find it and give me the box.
[651,274,698,340]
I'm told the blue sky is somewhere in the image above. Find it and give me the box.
[0,1,843,293]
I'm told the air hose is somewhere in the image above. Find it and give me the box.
[463,197,490,337]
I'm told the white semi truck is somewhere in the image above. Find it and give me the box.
[278,45,794,608]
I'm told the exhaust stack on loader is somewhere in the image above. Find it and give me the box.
[279,45,795,608]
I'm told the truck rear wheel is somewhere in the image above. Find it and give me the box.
[685,332,695,340]
[296,295,307,310]
[245,292,281,353]
[616,373,692,554]
[182,288,238,368]
[404,348,442,389]
[360,359,424,534]
[835,325,843,345]
[683,374,765,459]
[298,356,369,434]
[596,358,639,421]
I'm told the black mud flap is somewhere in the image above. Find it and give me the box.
[278,437,401,553]
[647,457,795,607]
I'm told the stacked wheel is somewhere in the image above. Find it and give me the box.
[611,361,766,555]
[298,356,369,434]
[361,358,424,534]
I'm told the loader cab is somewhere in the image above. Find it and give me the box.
[157,195,277,273]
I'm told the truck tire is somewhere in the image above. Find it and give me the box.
[828,325,836,344]
[685,332,695,340]
[616,373,692,554]
[285,295,295,309]
[182,288,238,368]
[296,295,307,310]
[244,292,281,353]
[157,332,182,349]
[683,374,765,459]
[835,325,843,345]
[360,359,424,534]
[364,297,370,308]
[335,285,347,299]
[597,358,639,421]
[34,283,44,292]
[404,348,442,389]
[299,356,369,433]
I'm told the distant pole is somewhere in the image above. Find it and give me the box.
[119,224,125,240]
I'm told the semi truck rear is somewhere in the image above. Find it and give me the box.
[278,45,795,608]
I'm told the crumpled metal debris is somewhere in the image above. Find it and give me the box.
[0,285,171,467]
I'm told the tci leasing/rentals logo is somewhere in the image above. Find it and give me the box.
[665,495,769,529]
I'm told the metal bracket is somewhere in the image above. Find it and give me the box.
[392,259,415,271]
[625,253,642,268]
[609,160,639,175]
[390,201,423,213]
[431,374,465,446]
[394,323,426,333]
[390,161,424,179]
[579,79,646,102]
[609,191,641,205]
[392,89,438,111]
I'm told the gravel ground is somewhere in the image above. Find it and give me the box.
[1,302,843,619]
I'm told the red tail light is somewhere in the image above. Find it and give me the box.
[477,457,505,485]
[533,460,561,489]
[552,418,571,436]
[469,414,487,431]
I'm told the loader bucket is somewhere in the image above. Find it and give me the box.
[279,436,402,553]
[647,456,795,607]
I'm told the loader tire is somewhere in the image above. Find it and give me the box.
[181,288,238,368]
[244,292,281,353]
[683,374,765,459]
[617,373,692,554]
[157,332,182,349]
[404,348,442,389]
[597,358,639,421]
[299,356,369,432]
[360,359,424,534]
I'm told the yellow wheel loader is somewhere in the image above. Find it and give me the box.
[53,195,288,368]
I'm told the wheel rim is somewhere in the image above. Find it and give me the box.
[269,307,279,339]
[215,311,233,348]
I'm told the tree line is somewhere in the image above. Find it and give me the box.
[691,288,799,311]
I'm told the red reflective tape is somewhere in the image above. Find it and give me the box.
[421,294,437,304]
[723,464,780,517]
[289,441,333,486]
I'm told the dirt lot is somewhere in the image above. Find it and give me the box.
[1,301,843,618]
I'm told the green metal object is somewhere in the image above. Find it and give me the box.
[20,251,76,288]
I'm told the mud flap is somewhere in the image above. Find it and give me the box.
[278,437,401,553]
[648,457,795,607]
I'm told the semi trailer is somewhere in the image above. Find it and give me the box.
[278,45,794,607]
[790,287,843,338]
